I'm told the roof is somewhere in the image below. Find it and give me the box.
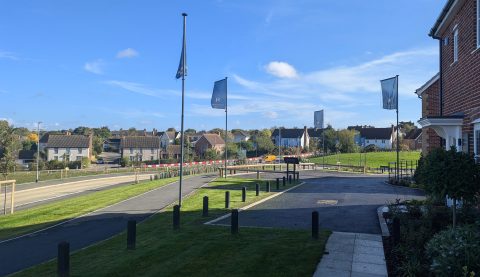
[201,134,225,146]
[271,129,305,138]
[46,135,90,148]
[39,133,50,143]
[429,0,465,38]
[18,150,35,160]
[307,128,323,138]
[166,145,181,155]
[164,131,179,140]
[415,73,440,97]
[405,129,422,140]
[357,128,393,140]
[120,136,160,148]
[233,130,249,137]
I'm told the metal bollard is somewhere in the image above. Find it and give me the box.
[202,196,209,217]
[276,178,280,190]
[231,209,239,234]
[225,191,230,208]
[296,172,299,181]
[242,187,246,202]
[57,241,70,277]
[312,211,319,239]
[255,183,259,196]
[266,181,270,192]
[289,175,292,184]
[127,220,136,250]
[282,176,286,186]
[173,205,180,230]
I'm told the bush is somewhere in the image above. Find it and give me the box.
[426,225,480,276]
[120,157,130,167]
[364,144,379,152]
[81,157,91,168]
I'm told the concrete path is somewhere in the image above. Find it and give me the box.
[313,232,387,277]
[0,174,216,276]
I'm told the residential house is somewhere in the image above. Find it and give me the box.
[417,0,480,155]
[45,134,92,161]
[111,128,159,137]
[232,130,250,143]
[16,150,36,166]
[160,145,182,160]
[160,131,180,149]
[120,136,161,162]
[271,126,310,149]
[195,134,225,157]
[404,129,423,150]
[348,126,396,149]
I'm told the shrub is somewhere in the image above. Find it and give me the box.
[364,144,379,152]
[426,225,480,276]
[120,157,130,167]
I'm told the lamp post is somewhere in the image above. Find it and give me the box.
[36,121,42,183]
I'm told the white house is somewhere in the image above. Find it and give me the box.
[232,130,250,143]
[271,127,310,149]
[45,134,92,161]
[160,131,180,149]
[120,136,161,162]
[351,127,396,149]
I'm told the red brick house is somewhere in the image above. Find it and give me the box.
[417,0,480,155]
[194,134,225,157]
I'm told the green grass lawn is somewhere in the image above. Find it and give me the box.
[309,151,421,169]
[14,178,330,277]
[0,176,181,241]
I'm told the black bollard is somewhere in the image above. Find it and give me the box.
[231,209,239,234]
[276,178,280,190]
[57,241,70,277]
[266,181,271,192]
[282,176,286,186]
[255,183,259,196]
[225,191,230,208]
[393,217,400,246]
[173,205,180,230]
[312,211,319,239]
[242,187,246,202]
[127,220,136,250]
[296,172,299,181]
[289,175,292,184]
[202,196,209,217]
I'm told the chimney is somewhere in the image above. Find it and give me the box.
[303,126,308,149]
[144,128,147,136]
[66,131,71,136]
[153,128,157,136]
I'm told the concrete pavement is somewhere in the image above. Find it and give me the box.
[0,174,216,276]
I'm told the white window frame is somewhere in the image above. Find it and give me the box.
[453,27,459,62]
[78,148,83,154]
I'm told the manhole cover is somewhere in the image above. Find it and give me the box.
[317,200,338,205]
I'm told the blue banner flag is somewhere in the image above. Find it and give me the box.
[314,110,324,129]
[175,21,187,79]
[211,78,227,109]
[380,76,398,110]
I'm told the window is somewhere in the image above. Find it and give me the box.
[78,148,83,154]
[130,156,134,161]
[150,156,154,161]
[151,148,154,154]
[76,156,82,161]
[453,28,459,62]
[130,148,133,154]
[66,148,70,154]
[477,0,480,48]
[382,140,386,143]
[54,148,58,154]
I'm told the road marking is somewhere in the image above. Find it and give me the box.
[317,200,338,205]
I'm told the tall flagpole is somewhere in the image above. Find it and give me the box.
[225,77,228,178]
[179,13,187,206]
[396,75,399,181]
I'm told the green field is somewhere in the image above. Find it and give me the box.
[309,151,421,169]
[14,178,329,277]
[0,176,181,241]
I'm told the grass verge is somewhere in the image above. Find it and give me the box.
[0,176,180,241]
[310,151,420,168]
[14,177,330,277]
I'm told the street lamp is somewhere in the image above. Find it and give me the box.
[36,121,42,183]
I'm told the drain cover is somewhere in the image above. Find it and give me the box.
[317,200,338,205]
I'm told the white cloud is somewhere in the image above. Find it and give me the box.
[116,48,139,59]
[0,50,18,60]
[84,59,105,74]
[105,80,178,98]
[265,61,298,78]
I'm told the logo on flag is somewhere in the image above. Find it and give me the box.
[380,76,398,110]
[211,78,227,109]
[175,27,187,79]
[314,110,324,129]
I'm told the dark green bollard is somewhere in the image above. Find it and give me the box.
[202,196,209,217]
[242,187,246,202]
[283,176,286,186]
[255,183,259,196]
[127,220,136,250]
[289,175,292,184]
[276,178,280,190]
[173,205,180,230]
[57,241,70,277]
[225,191,230,208]
[231,209,239,234]
[312,211,319,239]
[266,181,271,192]
[296,172,299,181]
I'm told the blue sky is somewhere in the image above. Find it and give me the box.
[0,0,443,131]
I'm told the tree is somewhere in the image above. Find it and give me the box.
[27,133,39,142]
[225,142,239,159]
[167,127,177,132]
[73,126,91,135]
[255,129,275,154]
[204,148,220,160]
[127,127,137,136]
[239,140,255,152]
[337,129,358,153]
[92,136,103,155]
[93,126,111,139]
[0,121,21,179]
[323,125,337,153]
[185,128,196,134]
[419,147,480,228]
[399,121,416,135]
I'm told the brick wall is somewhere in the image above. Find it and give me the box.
[440,0,480,153]
[421,79,442,153]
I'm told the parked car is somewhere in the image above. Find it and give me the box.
[96,158,104,164]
